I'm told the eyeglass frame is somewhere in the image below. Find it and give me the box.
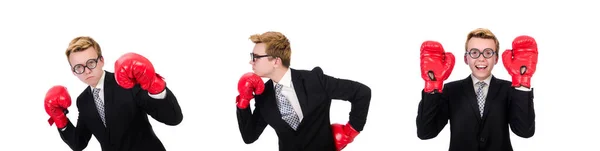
[250,53,273,62]
[71,56,103,74]
[465,48,496,59]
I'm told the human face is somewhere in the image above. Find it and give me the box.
[465,37,497,81]
[68,47,104,87]
[249,43,276,77]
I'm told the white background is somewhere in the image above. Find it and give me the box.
[1,0,598,150]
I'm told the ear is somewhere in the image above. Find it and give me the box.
[463,54,468,65]
[494,56,499,65]
[272,57,280,67]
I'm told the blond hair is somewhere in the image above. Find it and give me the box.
[465,28,500,53]
[249,31,291,67]
[65,36,102,60]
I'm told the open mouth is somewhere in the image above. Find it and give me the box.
[476,65,488,70]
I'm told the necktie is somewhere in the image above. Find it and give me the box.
[92,88,106,126]
[476,81,487,117]
[275,84,300,130]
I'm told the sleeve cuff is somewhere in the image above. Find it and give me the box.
[148,90,167,99]
[515,86,532,91]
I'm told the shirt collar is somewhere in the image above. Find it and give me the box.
[274,68,292,88]
[90,70,106,90]
[471,73,492,86]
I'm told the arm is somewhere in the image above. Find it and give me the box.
[314,67,371,132]
[58,102,93,151]
[114,52,183,126]
[501,35,538,138]
[236,101,268,144]
[134,86,183,126]
[416,88,449,140]
[416,40,454,139]
[508,87,535,138]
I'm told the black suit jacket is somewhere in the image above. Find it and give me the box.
[416,75,535,151]
[237,67,371,151]
[58,71,183,151]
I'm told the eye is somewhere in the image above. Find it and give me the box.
[73,65,84,72]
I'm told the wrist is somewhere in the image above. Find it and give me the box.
[236,95,250,109]
[520,76,532,88]
[424,80,444,93]
[147,75,166,94]
[345,122,360,138]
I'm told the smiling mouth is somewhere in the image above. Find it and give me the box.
[476,65,488,70]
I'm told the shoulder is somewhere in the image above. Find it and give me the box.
[444,79,463,89]
[263,79,273,87]
[491,76,513,90]
[493,76,512,85]
[104,71,114,76]
[292,66,326,77]
[441,76,468,94]
[75,87,90,108]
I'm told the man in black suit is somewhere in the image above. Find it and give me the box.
[416,28,537,151]
[234,31,372,151]
[43,36,183,151]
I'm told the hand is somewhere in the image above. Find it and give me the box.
[502,35,538,88]
[114,52,166,94]
[331,122,360,151]
[236,72,265,109]
[44,85,71,129]
[420,41,455,93]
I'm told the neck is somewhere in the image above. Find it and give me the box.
[472,74,491,81]
[269,67,289,83]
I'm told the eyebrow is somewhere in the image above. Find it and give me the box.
[469,48,495,51]
[75,57,99,64]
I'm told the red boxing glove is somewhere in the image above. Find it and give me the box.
[236,72,265,109]
[114,52,166,94]
[44,85,71,129]
[502,35,538,88]
[332,122,360,151]
[420,41,455,93]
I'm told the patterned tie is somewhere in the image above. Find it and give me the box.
[92,88,106,126]
[275,83,300,130]
[476,81,487,117]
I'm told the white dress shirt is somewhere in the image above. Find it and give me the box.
[273,68,304,121]
[471,74,492,100]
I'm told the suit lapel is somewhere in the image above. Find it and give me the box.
[290,69,308,116]
[263,69,310,131]
[462,76,482,122]
[481,76,500,121]
[84,86,105,127]
[103,72,115,128]
[261,80,293,130]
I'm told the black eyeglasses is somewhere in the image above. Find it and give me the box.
[250,53,271,62]
[72,56,102,74]
[466,48,496,59]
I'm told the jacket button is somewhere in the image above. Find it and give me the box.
[480,137,486,142]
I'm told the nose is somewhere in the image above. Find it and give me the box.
[476,55,487,62]
[249,60,254,65]
[84,67,93,74]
